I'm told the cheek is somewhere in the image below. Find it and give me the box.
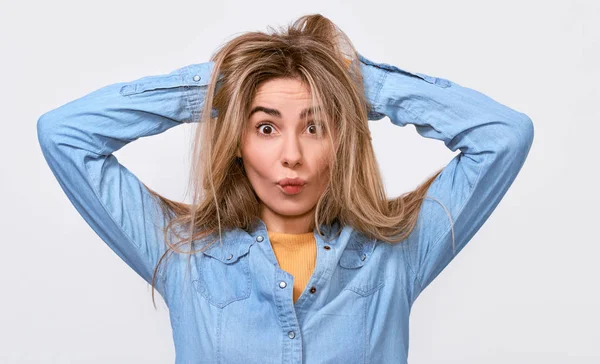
[307,151,332,194]
[314,144,332,173]
[241,143,276,183]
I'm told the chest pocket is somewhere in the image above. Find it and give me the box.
[194,239,253,309]
[338,234,386,297]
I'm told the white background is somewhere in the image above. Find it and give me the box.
[1,0,598,362]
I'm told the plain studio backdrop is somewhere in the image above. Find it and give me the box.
[1,0,597,363]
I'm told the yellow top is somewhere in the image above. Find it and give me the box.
[267,230,316,304]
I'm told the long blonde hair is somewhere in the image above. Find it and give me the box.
[144,13,449,307]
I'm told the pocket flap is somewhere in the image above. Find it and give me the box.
[339,235,377,269]
[202,237,253,264]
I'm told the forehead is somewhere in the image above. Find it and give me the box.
[251,78,311,105]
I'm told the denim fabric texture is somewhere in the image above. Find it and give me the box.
[37,53,534,364]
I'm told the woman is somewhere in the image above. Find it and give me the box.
[37,13,534,364]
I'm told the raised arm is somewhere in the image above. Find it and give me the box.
[36,61,215,293]
[358,54,534,301]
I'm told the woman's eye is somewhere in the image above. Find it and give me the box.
[255,121,324,137]
[308,121,325,135]
[257,123,274,135]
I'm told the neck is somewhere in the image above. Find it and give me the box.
[259,204,315,234]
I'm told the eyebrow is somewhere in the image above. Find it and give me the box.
[249,105,322,119]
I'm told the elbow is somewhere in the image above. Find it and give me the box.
[501,112,534,151]
[516,114,535,150]
[499,113,534,167]
[37,111,64,152]
[37,113,55,151]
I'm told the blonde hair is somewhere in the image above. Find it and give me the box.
[144,13,450,307]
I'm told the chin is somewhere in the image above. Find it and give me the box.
[265,201,314,216]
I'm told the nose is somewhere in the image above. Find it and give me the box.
[281,134,303,168]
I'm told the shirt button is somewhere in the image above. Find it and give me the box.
[193,75,201,82]
[226,254,233,260]
[288,331,295,339]
[323,245,331,250]
[279,281,287,289]
[309,286,316,294]
[256,235,264,242]
[361,254,367,261]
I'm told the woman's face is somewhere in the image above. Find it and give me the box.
[239,77,332,229]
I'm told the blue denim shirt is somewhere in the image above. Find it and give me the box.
[37,54,534,363]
